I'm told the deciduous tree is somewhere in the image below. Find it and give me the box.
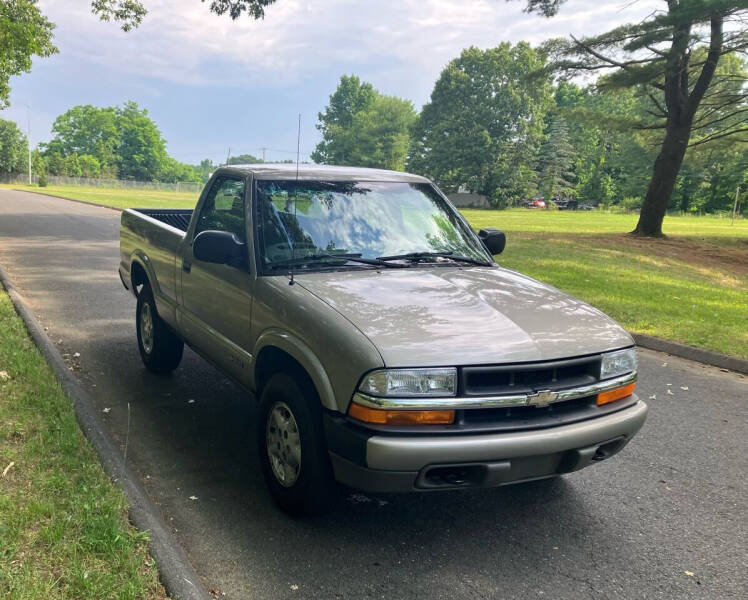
[91,0,277,30]
[228,153,262,164]
[47,105,119,173]
[115,101,169,181]
[0,1,56,108]
[408,43,551,207]
[0,118,28,174]
[313,76,417,171]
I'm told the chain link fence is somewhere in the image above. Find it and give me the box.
[0,173,203,195]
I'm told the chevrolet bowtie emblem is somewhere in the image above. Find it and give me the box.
[527,390,559,407]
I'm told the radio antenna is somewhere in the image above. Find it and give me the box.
[289,113,301,286]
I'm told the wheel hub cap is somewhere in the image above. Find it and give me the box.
[140,302,154,354]
[266,401,301,487]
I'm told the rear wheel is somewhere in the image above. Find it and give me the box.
[136,284,183,373]
[257,372,334,516]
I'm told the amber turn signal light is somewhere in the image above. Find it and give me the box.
[348,402,455,425]
[597,382,636,406]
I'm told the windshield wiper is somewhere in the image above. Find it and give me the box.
[376,251,493,266]
[269,253,406,269]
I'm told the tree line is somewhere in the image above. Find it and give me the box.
[0,102,214,184]
[2,0,745,235]
[314,44,745,218]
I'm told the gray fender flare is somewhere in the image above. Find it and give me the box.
[129,251,159,297]
[253,328,337,411]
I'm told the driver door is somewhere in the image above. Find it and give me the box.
[179,175,253,383]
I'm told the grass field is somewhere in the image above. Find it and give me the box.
[3,184,199,211]
[5,184,747,358]
[465,209,748,359]
[0,288,166,599]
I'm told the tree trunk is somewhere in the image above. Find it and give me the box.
[632,125,691,236]
[632,13,723,237]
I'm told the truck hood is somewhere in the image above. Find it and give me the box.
[296,267,633,367]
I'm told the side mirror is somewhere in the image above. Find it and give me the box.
[478,228,506,255]
[193,230,246,267]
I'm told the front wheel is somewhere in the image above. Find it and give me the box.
[136,284,183,373]
[257,372,334,516]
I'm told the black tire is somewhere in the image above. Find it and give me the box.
[257,371,334,516]
[136,284,183,373]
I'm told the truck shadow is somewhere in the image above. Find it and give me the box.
[108,343,626,599]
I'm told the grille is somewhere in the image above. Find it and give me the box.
[460,355,601,397]
[457,393,636,432]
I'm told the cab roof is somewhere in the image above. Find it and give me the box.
[217,163,430,183]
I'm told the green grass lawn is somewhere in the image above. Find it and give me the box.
[4,184,199,211]
[465,210,748,358]
[6,184,748,358]
[463,208,748,244]
[0,288,166,599]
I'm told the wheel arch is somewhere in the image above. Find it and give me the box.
[253,330,337,411]
[129,252,157,297]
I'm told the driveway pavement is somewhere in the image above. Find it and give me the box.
[0,189,746,599]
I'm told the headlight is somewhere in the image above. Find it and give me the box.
[359,368,457,397]
[600,348,638,379]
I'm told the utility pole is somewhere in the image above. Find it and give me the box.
[27,105,32,185]
[260,147,267,163]
[225,147,231,166]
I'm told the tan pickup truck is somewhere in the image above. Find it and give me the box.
[119,164,647,515]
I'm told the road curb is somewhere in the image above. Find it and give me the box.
[0,263,210,600]
[633,333,748,375]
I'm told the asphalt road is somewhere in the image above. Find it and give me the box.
[0,189,746,599]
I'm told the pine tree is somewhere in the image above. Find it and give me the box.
[537,117,575,203]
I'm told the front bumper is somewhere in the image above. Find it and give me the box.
[325,399,648,493]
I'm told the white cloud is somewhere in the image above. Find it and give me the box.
[40,0,662,99]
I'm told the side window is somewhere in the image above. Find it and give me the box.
[195,177,247,242]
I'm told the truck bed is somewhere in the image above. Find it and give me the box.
[136,208,194,232]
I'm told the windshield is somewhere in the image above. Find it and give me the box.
[255,180,490,271]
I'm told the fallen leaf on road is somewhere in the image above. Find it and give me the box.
[680,386,689,391]
[189,495,198,501]
[684,571,695,577]
[0,371,10,381]
[2,461,14,477]
[662,362,668,367]
[348,493,372,504]
[552,546,559,551]
[290,585,299,591]
[73,352,80,358]
[102,408,111,413]
[649,395,656,400]
[666,383,672,386]
[667,389,674,395]
[187,399,195,404]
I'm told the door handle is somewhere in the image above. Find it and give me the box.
[183,261,191,273]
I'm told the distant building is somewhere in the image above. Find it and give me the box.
[447,192,489,208]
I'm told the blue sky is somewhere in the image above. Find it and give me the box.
[1,0,660,165]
